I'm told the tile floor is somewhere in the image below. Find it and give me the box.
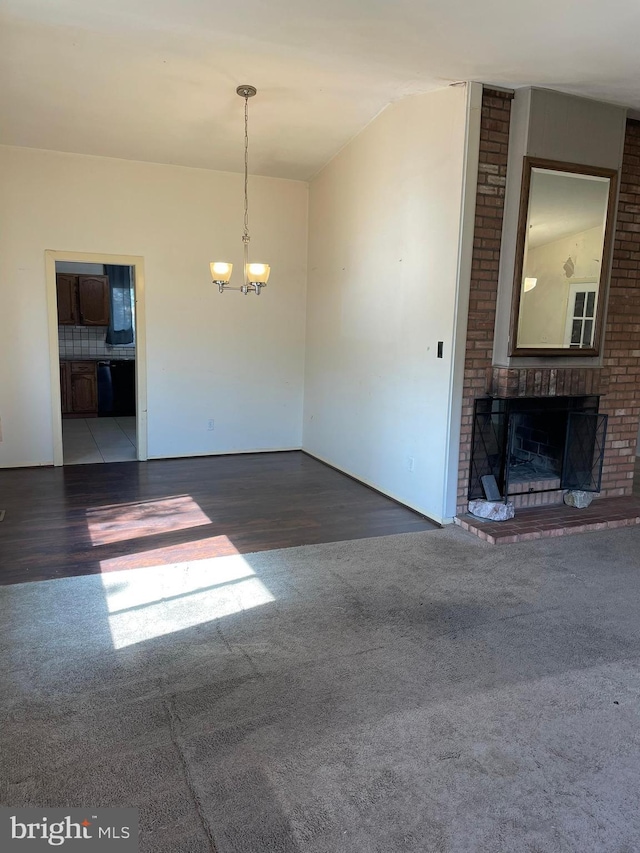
[62,417,137,465]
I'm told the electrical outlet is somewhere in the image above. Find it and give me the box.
[207,419,215,431]
[408,456,415,473]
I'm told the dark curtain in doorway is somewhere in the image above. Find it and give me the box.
[105,265,135,345]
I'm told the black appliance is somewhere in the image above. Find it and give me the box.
[97,362,113,415]
[97,360,136,417]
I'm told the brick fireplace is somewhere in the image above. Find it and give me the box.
[456,88,640,525]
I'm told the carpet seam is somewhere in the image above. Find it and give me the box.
[164,698,220,853]
[216,623,260,677]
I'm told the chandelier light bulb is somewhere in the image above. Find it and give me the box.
[246,263,271,284]
[210,262,233,282]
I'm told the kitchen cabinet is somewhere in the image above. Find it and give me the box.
[61,361,98,416]
[78,276,110,325]
[56,274,110,326]
[56,275,79,325]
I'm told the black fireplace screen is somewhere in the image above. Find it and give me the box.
[562,412,608,491]
[469,396,607,501]
[469,398,508,499]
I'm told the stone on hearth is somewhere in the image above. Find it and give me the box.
[563,490,594,508]
[468,499,515,521]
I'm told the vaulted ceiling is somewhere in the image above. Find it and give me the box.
[2,0,640,180]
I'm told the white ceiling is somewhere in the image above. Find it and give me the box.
[2,0,640,181]
[528,170,610,248]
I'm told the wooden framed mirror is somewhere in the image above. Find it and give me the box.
[510,157,618,357]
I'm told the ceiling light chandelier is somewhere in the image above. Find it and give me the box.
[210,85,270,295]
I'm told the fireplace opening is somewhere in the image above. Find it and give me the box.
[469,395,607,505]
[509,409,565,483]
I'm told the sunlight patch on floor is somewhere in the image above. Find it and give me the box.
[101,551,274,649]
[98,533,242,572]
[87,495,212,545]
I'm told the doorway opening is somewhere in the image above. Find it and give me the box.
[46,251,147,466]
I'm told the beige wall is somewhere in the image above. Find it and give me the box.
[518,225,604,347]
[304,86,471,523]
[0,145,308,466]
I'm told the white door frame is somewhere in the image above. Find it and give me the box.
[45,250,148,466]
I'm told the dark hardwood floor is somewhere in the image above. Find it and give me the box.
[0,451,436,585]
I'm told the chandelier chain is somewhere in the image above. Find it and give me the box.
[244,94,250,240]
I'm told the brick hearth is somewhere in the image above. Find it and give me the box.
[457,461,640,544]
[456,495,640,544]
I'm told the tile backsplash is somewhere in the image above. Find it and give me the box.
[58,326,136,360]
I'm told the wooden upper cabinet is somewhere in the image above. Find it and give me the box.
[56,273,111,326]
[56,274,79,325]
[78,276,110,325]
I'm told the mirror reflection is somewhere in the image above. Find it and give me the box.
[515,165,611,352]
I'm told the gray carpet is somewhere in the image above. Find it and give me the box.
[2,524,640,852]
